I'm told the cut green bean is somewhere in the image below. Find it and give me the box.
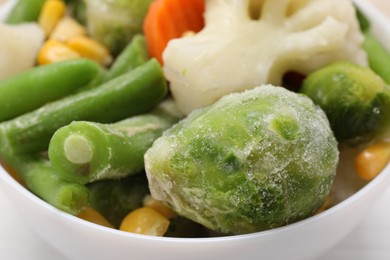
[355,6,370,33]
[48,99,182,184]
[106,34,149,81]
[77,35,148,92]
[6,0,46,24]
[4,155,89,215]
[363,32,390,85]
[87,173,149,228]
[0,59,102,122]
[0,59,168,156]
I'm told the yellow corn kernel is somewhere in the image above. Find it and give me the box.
[355,141,390,181]
[119,207,170,236]
[39,0,66,37]
[37,39,80,65]
[143,195,176,219]
[78,207,114,228]
[67,35,113,67]
[50,16,87,42]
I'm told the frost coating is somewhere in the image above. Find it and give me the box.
[163,0,367,114]
[145,85,339,234]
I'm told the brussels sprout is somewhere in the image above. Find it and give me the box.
[300,61,390,142]
[84,0,153,55]
[145,85,338,235]
[87,173,149,228]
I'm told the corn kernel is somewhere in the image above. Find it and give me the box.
[143,195,176,219]
[39,0,67,37]
[50,16,87,42]
[119,207,170,236]
[355,141,390,181]
[78,207,114,228]
[37,39,80,65]
[67,35,113,67]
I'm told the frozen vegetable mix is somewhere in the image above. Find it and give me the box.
[145,85,339,234]
[163,0,367,114]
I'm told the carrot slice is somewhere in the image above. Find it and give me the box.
[143,0,205,64]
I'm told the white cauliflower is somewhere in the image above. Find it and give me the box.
[163,0,368,115]
[0,23,44,80]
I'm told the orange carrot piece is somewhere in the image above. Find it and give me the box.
[143,0,205,64]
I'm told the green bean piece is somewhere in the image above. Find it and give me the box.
[48,99,182,184]
[106,34,149,81]
[76,65,107,92]
[355,6,370,33]
[6,0,46,24]
[363,32,390,85]
[0,59,168,156]
[0,59,102,122]
[77,35,148,92]
[87,173,149,228]
[4,155,89,215]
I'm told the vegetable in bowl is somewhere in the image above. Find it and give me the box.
[0,0,389,248]
[84,0,154,55]
[163,0,367,114]
[300,61,390,142]
[145,85,339,234]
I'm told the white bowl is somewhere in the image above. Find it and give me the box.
[1,1,390,259]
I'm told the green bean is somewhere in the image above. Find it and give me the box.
[106,34,149,81]
[354,6,390,85]
[363,32,390,85]
[87,173,149,228]
[6,0,46,24]
[4,155,89,215]
[0,59,102,122]
[48,99,182,184]
[0,59,168,156]
[78,35,148,92]
[355,5,370,33]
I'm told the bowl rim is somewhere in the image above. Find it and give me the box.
[1,158,390,244]
[1,0,390,245]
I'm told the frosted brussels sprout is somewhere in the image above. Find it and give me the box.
[300,61,390,141]
[145,85,338,235]
[84,0,153,55]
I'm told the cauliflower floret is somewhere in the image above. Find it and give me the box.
[0,23,44,80]
[163,0,368,115]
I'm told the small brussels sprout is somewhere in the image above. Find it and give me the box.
[300,61,390,141]
[84,0,153,55]
[145,85,338,235]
